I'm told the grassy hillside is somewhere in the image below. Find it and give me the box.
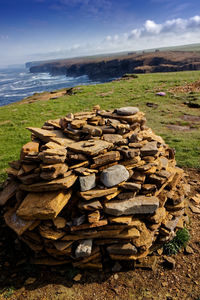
[0,70,200,182]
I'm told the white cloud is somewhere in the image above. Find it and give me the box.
[144,20,161,34]
[105,15,200,49]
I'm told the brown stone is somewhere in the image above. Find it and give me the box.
[40,163,68,180]
[70,219,108,231]
[102,134,127,145]
[78,200,103,211]
[39,225,65,240]
[119,182,141,191]
[4,209,34,235]
[31,257,70,265]
[108,216,133,225]
[131,171,146,183]
[53,217,67,229]
[107,243,137,255]
[68,139,113,156]
[109,250,149,261]
[17,190,72,220]
[8,160,21,170]
[80,187,118,200]
[39,148,67,164]
[71,119,87,129]
[0,180,18,206]
[82,124,102,136]
[148,207,166,224]
[22,163,38,173]
[19,174,77,192]
[134,223,153,250]
[140,141,158,156]
[26,127,56,141]
[69,161,89,169]
[92,151,120,167]
[49,136,74,147]
[44,119,61,129]
[20,141,39,160]
[88,210,100,223]
[18,173,40,185]
[135,256,157,271]
[6,167,19,177]
[53,240,73,251]
[190,194,200,205]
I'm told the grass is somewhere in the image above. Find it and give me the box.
[163,228,190,256]
[0,70,200,182]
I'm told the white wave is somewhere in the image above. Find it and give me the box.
[0,67,95,107]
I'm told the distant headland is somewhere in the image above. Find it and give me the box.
[27,49,200,81]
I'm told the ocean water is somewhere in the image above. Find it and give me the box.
[0,67,96,106]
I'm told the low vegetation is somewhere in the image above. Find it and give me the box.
[0,70,200,182]
[163,228,190,255]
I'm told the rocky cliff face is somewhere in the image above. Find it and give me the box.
[29,51,200,80]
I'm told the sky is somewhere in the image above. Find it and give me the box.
[0,0,200,66]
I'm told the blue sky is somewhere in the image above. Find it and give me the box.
[0,0,200,66]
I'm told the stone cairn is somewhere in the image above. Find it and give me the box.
[0,106,189,270]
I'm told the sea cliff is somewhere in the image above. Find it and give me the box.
[29,51,200,80]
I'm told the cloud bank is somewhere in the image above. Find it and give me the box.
[32,15,200,61]
[106,15,200,47]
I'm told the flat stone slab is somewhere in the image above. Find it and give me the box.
[4,209,34,235]
[19,174,77,192]
[78,200,103,211]
[100,164,129,187]
[107,243,137,255]
[79,174,96,192]
[102,134,125,144]
[92,151,120,167]
[68,139,113,156]
[80,187,118,200]
[0,181,18,206]
[104,196,159,216]
[17,190,72,220]
[27,127,56,140]
[116,107,139,116]
[120,182,141,191]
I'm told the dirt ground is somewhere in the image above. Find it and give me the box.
[0,168,199,300]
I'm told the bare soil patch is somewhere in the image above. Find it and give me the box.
[166,124,194,131]
[181,114,200,122]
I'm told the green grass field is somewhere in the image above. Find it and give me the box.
[0,70,200,182]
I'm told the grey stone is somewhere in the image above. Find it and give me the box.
[75,239,93,258]
[104,196,159,216]
[79,174,96,191]
[116,107,139,116]
[100,164,129,187]
[140,141,158,156]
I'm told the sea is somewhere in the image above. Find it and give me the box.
[0,66,98,107]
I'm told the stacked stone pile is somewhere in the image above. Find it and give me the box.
[0,106,189,269]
